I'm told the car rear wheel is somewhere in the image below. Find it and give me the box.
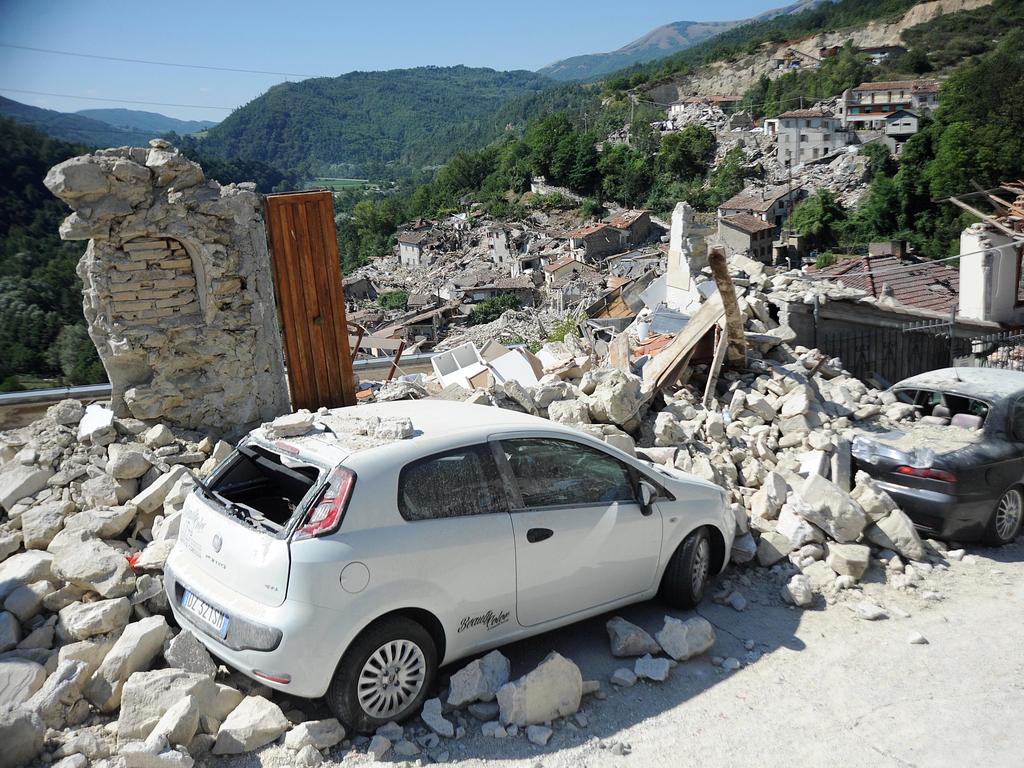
[326,616,437,733]
[982,487,1023,546]
[659,528,711,609]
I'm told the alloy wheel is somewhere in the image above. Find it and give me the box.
[691,536,710,596]
[995,489,1023,542]
[356,639,427,719]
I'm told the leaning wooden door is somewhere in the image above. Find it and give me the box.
[264,191,356,410]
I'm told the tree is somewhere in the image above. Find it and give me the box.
[598,144,654,207]
[861,142,896,180]
[468,294,520,325]
[657,125,716,181]
[377,290,408,310]
[788,190,847,249]
[903,47,932,74]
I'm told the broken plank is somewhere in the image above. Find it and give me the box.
[708,246,747,366]
[642,291,724,399]
[702,324,729,408]
[609,332,631,373]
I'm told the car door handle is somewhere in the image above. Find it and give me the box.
[526,528,553,543]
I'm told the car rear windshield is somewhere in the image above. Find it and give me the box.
[209,444,322,534]
[894,387,989,429]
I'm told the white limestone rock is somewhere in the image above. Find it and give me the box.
[145,694,199,748]
[797,474,868,543]
[864,509,927,562]
[284,719,346,751]
[421,697,454,738]
[825,542,871,579]
[86,615,170,712]
[610,668,637,687]
[0,658,46,707]
[0,705,45,768]
[117,668,217,740]
[53,538,136,598]
[655,616,715,661]
[782,574,813,607]
[606,616,661,657]
[0,463,55,511]
[496,652,582,727]
[756,531,794,566]
[212,695,290,754]
[163,630,217,677]
[447,649,510,707]
[634,654,671,682]
[58,597,131,640]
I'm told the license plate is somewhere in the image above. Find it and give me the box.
[181,590,229,638]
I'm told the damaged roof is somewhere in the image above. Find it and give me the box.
[777,109,835,119]
[605,209,649,229]
[720,213,776,235]
[809,253,959,313]
[852,79,939,93]
[720,185,797,212]
[569,222,617,239]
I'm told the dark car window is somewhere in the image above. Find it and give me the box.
[500,438,636,509]
[398,445,508,521]
[1012,399,1024,442]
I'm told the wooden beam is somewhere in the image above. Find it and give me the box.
[609,332,631,373]
[641,292,724,399]
[947,196,1022,240]
[708,246,747,366]
[702,324,729,408]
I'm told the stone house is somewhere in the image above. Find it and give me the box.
[568,223,624,262]
[719,185,802,230]
[837,79,939,130]
[718,214,777,263]
[397,229,432,268]
[883,110,919,155]
[543,255,599,287]
[605,210,653,248]
[775,109,846,166]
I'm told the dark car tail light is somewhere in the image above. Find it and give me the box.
[293,467,355,541]
[896,465,956,483]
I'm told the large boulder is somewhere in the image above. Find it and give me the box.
[797,474,868,543]
[447,650,510,707]
[212,695,290,754]
[117,668,216,740]
[583,370,642,428]
[850,471,898,521]
[0,612,19,652]
[20,501,71,549]
[24,659,90,728]
[58,598,132,641]
[0,659,46,707]
[825,543,871,579]
[146,694,200,748]
[86,615,170,712]
[0,705,45,768]
[284,719,346,751]
[654,616,715,661]
[0,464,55,511]
[52,538,136,598]
[864,509,927,562]
[106,444,152,480]
[0,551,53,602]
[782,574,813,607]
[606,616,661,657]
[163,630,217,677]
[756,531,794,566]
[496,652,582,727]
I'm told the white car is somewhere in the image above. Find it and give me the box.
[164,401,732,731]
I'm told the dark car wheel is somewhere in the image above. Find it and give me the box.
[982,487,1023,546]
[326,616,437,733]
[659,528,711,609]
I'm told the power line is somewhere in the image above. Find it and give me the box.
[0,43,322,78]
[0,87,235,111]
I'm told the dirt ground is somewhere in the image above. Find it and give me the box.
[214,538,1024,768]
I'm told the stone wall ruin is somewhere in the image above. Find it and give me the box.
[44,140,289,436]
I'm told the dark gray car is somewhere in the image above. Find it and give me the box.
[851,367,1024,545]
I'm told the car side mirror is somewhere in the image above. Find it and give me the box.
[639,480,656,515]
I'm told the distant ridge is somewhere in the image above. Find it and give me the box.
[76,108,217,135]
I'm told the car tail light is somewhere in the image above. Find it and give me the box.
[294,468,355,541]
[896,465,956,483]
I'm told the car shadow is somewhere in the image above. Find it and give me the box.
[409,565,808,762]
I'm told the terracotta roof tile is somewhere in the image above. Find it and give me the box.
[809,254,959,313]
[721,214,776,235]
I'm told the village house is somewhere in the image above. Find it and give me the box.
[397,229,432,268]
[718,214,777,263]
[719,184,802,230]
[837,79,940,130]
[883,109,920,154]
[543,254,598,287]
[775,109,846,165]
[341,275,377,302]
[605,209,653,248]
[569,222,623,261]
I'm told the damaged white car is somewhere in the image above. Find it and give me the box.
[164,401,732,731]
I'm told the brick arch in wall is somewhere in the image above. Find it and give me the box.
[110,237,201,325]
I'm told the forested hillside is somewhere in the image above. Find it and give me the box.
[76,108,216,135]
[0,96,153,148]
[0,118,104,390]
[199,66,560,177]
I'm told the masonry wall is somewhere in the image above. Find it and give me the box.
[45,140,289,436]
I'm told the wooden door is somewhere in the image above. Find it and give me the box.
[264,191,356,410]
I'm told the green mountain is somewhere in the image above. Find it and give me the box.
[538,1,827,82]
[198,66,556,176]
[0,96,154,147]
[76,108,217,135]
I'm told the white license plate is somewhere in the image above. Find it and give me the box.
[182,590,229,637]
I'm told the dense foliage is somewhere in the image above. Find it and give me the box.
[199,67,558,177]
[377,290,409,311]
[0,118,105,389]
[900,0,1024,73]
[468,293,521,325]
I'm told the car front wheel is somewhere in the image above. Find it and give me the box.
[326,616,437,733]
[983,487,1023,546]
[659,527,712,609]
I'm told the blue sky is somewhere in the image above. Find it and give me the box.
[0,0,785,122]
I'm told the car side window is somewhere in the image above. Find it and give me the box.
[398,445,508,521]
[1012,399,1024,442]
[499,438,636,509]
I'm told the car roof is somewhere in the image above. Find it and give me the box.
[893,367,1024,401]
